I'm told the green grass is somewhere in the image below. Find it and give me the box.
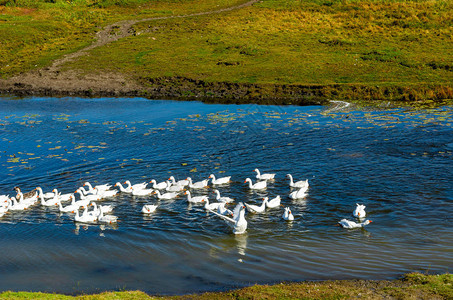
[0,0,452,101]
[0,273,451,299]
[65,0,452,95]
[0,0,248,78]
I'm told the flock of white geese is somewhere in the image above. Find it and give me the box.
[0,169,372,234]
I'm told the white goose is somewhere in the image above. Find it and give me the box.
[154,190,179,200]
[339,219,372,229]
[202,198,224,211]
[168,176,189,187]
[142,204,158,214]
[213,189,235,203]
[124,180,148,191]
[353,203,366,218]
[36,187,55,199]
[20,191,39,207]
[244,178,267,190]
[93,188,118,198]
[76,189,101,202]
[184,191,208,204]
[52,189,73,202]
[244,198,267,213]
[254,168,275,181]
[115,182,132,193]
[40,193,60,207]
[8,197,29,211]
[56,197,79,213]
[84,182,112,193]
[264,195,281,208]
[289,185,308,199]
[149,179,167,190]
[282,207,294,221]
[286,174,309,189]
[187,177,209,189]
[91,202,113,214]
[132,187,154,196]
[98,206,118,224]
[74,206,97,223]
[209,202,247,235]
[165,181,185,192]
[76,186,94,196]
[208,174,231,185]
[74,190,97,207]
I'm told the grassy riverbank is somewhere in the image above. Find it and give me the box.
[0,273,451,299]
[0,0,452,103]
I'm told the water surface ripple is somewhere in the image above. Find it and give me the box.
[0,97,452,294]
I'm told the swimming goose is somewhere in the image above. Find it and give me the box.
[36,187,55,199]
[93,188,118,198]
[254,168,275,181]
[282,207,294,221]
[202,198,224,211]
[184,191,208,204]
[74,190,97,207]
[208,202,247,234]
[8,196,29,211]
[142,204,157,214]
[84,182,112,193]
[339,219,372,229]
[165,181,185,192]
[244,178,267,190]
[98,206,118,224]
[132,187,154,196]
[74,206,97,223]
[52,189,73,202]
[19,191,39,206]
[168,176,189,187]
[154,190,179,200]
[149,179,167,190]
[187,177,209,189]
[76,186,94,196]
[289,186,308,199]
[244,198,267,213]
[208,174,231,185]
[353,203,366,218]
[115,182,132,193]
[124,180,148,191]
[213,189,235,203]
[56,197,79,213]
[40,193,60,207]
[76,189,101,202]
[286,174,309,189]
[91,202,113,214]
[264,195,281,208]
[14,187,37,200]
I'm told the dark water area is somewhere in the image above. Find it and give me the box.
[0,97,452,295]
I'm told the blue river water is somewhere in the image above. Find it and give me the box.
[0,97,452,295]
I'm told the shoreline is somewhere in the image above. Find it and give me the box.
[1,75,452,107]
[0,273,451,299]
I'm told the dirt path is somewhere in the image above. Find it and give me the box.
[0,0,259,97]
